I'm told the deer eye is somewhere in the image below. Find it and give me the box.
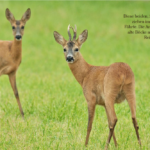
[64,49,67,52]
[75,48,79,52]
[21,26,24,29]
[12,26,15,29]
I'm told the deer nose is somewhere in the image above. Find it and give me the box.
[15,35,22,40]
[66,56,74,62]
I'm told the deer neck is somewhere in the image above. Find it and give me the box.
[68,53,91,87]
[11,38,22,61]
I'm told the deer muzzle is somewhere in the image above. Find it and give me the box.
[66,55,74,63]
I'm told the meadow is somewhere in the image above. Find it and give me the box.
[0,1,150,150]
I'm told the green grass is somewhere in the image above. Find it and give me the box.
[0,1,150,150]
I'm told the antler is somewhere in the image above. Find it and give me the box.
[72,25,77,40]
[68,24,72,41]
[67,25,77,41]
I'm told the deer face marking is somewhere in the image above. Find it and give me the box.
[11,20,25,40]
[5,8,31,41]
[64,41,80,63]
[54,25,88,63]
[62,41,78,63]
[66,41,75,63]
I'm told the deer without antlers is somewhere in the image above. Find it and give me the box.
[0,8,31,118]
[54,25,141,149]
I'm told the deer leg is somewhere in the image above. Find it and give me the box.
[123,83,141,146]
[112,131,117,147]
[9,72,24,118]
[105,96,117,150]
[105,106,117,147]
[85,94,96,146]
[126,93,141,146]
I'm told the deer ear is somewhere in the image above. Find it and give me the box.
[21,8,31,23]
[77,30,88,46]
[53,31,66,46]
[5,8,15,23]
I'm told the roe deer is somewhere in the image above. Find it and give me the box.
[0,8,31,118]
[53,25,141,149]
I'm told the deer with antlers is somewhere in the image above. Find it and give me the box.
[0,8,31,118]
[53,25,141,149]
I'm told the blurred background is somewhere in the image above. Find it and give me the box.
[0,1,150,149]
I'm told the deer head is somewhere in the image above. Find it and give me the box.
[54,25,88,63]
[5,8,31,41]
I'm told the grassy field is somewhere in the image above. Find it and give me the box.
[0,1,150,150]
